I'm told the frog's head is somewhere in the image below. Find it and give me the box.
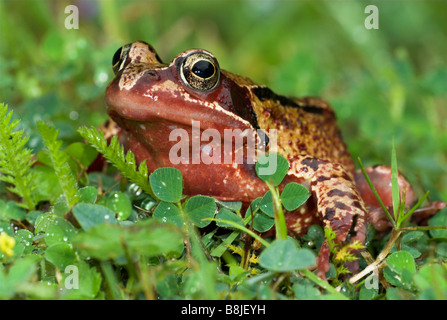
[105,41,271,200]
[105,41,258,137]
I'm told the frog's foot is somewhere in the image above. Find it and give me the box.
[411,201,446,224]
[355,166,446,231]
[289,156,367,279]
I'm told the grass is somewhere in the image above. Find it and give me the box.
[0,0,446,300]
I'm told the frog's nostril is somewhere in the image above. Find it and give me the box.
[144,71,161,81]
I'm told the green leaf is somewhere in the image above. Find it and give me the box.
[45,217,77,246]
[73,219,184,261]
[34,212,54,234]
[46,243,77,270]
[149,167,183,202]
[259,190,274,217]
[249,197,274,232]
[280,182,310,211]
[15,229,34,255]
[402,231,425,243]
[386,251,416,274]
[184,195,216,228]
[77,186,98,204]
[384,250,416,289]
[7,255,40,286]
[0,201,26,221]
[65,142,98,169]
[436,242,447,258]
[293,282,321,300]
[32,166,62,204]
[359,286,379,300]
[429,210,447,239]
[60,261,102,300]
[413,264,447,299]
[255,153,289,186]
[106,191,132,221]
[215,208,244,229]
[253,210,275,233]
[259,238,316,272]
[217,201,243,212]
[302,225,325,250]
[153,201,183,228]
[72,203,117,231]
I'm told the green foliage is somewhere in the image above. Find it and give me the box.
[78,126,155,198]
[0,104,37,210]
[324,226,364,280]
[258,238,315,272]
[38,121,80,209]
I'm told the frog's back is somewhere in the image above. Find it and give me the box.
[251,87,354,175]
[221,70,354,175]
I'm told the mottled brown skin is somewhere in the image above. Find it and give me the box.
[104,41,432,278]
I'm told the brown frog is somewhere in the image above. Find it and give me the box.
[104,41,443,278]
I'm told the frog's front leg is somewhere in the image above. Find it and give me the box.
[289,155,367,279]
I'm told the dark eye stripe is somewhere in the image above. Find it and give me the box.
[252,87,324,115]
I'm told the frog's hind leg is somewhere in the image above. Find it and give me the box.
[289,155,367,279]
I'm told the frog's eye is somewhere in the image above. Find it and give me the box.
[179,52,220,91]
[112,43,131,75]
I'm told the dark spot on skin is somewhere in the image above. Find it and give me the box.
[351,201,363,209]
[252,87,324,115]
[325,207,336,220]
[341,172,352,182]
[330,173,341,179]
[301,157,321,171]
[301,106,324,115]
[327,189,358,200]
[311,176,331,186]
[327,189,347,197]
[334,201,350,211]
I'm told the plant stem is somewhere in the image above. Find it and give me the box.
[204,217,271,248]
[177,201,192,267]
[266,182,287,240]
[349,229,402,285]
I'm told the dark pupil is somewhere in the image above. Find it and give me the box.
[192,60,214,79]
[112,47,123,66]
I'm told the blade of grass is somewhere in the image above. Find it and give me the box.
[391,138,400,223]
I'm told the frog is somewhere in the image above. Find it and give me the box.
[104,41,444,278]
